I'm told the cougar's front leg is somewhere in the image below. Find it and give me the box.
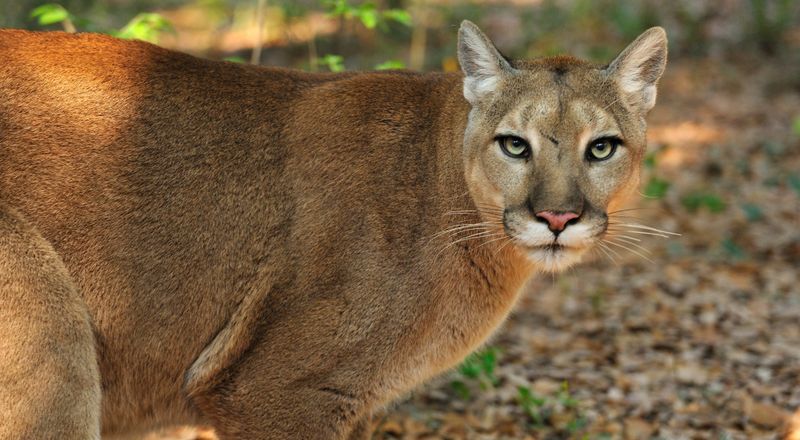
[194,378,368,439]
[188,303,378,439]
[346,416,373,440]
[0,206,101,440]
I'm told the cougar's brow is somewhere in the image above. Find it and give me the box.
[571,99,622,137]
[519,102,536,124]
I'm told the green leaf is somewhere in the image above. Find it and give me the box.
[457,355,481,379]
[356,6,378,29]
[30,3,70,26]
[479,349,496,375]
[223,56,247,64]
[643,176,670,199]
[721,237,747,260]
[566,416,588,433]
[788,174,800,196]
[793,116,800,136]
[375,60,406,70]
[741,203,763,222]
[681,192,726,213]
[382,9,412,26]
[643,152,657,169]
[517,386,547,426]
[318,54,345,72]
[323,0,350,16]
[450,380,470,400]
[517,386,546,407]
[115,13,174,43]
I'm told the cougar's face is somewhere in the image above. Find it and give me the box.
[458,22,666,272]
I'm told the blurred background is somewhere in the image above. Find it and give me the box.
[3,0,800,439]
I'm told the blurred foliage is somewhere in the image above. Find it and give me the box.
[451,349,592,436]
[374,59,405,70]
[788,173,800,196]
[115,12,173,43]
[721,237,748,260]
[517,381,589,436]
[29,3,75,31]
[740,203,764,222]
[681,192,727,213]
[642,151,671,199]
[325,0,411,29]
[27,2,174,43]
[7,0,799,72]
[317,53,345,71]
[450,346,498,400]
[643,177,671,199]
[750,0,795,52]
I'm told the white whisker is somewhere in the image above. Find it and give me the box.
[609,234,642,242]
[616,223,680,236]
[605,228,672,239]
[427,222,498,242]
[604,239,654,263]
[608,236,652,255]
[596,242,619,265]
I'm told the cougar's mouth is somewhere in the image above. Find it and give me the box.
[522,242,588,273]
[526,243,567,252]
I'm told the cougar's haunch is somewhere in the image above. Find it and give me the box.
[0,22,666,439]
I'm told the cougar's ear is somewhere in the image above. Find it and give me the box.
[457,20,515,105]
[605,27,668,113]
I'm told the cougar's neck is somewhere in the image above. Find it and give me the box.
[427,81,534,306]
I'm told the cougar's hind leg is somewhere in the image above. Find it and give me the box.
[0,206,101,440]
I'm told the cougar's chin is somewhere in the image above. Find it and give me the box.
[505,220,601,272]
[523,244,588,273]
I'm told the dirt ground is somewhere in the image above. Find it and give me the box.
[148,56,799,439]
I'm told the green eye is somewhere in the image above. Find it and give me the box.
[586,137,621,161]
[497,136,530,159]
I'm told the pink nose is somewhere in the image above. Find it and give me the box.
[535,210,580,233]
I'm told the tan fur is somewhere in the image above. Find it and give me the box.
[0,22,665,439]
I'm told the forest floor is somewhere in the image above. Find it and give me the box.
[151,56,799,439]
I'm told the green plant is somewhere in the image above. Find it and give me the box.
[643,152,658,169]
[642,151,671,199]
[314,1,412,71]
[516,381,588,436]
[740,203,763,222]
[318,54,345,72]
[556,381,579,409]
[458,346,499,386]
[450,346,499,399]
[114,12,174,44]
[375,60,406,70]
[749,0,794,52]
[517,385,548,426]
[788,173,800,196]
[643,177,670,199]
[223,56,248,64]
[325,0,411,30]
[721,237,747,260]
[30,3,173,44]
[30,3,76,32]
[682,192,726,213]
[607,0,658,41]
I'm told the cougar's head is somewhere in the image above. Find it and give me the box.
[457,21,667,272]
